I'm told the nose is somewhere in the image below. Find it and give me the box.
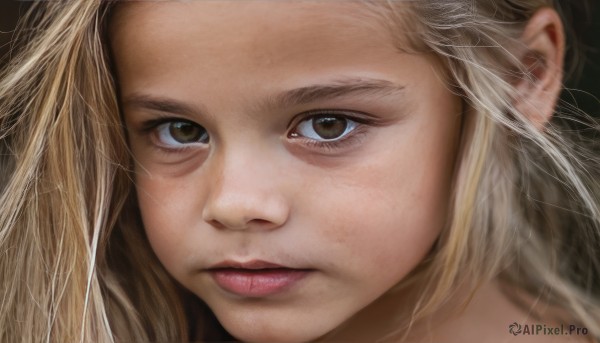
[202,151,290,232]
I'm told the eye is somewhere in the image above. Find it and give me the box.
[292,115,359,142]
[155,121,209,148]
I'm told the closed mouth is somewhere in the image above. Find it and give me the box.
[208,260,313,297]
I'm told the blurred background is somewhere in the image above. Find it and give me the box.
[0,0,599,116]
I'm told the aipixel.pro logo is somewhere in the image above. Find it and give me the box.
[508,322,588,337]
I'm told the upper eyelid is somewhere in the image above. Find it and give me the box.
[287,109,380,136]
[139,109,371,127]
[140,115,200,132]
[138,109,375,137]
[292,109,375,125]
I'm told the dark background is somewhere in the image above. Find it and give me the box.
[0,1,599,115]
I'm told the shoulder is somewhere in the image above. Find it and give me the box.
[416,281,597,343]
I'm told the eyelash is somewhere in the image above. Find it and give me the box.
[140,116,204,154]
[288,110,371,152]
[139,110,372,153]
[299,131,366,152]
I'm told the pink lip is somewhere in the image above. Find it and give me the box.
[208,260,311,297]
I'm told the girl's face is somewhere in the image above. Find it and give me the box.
[112,1,462,341]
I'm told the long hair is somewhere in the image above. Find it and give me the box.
[377,0,600,340]
[0,1,598,342]
[0,1,186,341]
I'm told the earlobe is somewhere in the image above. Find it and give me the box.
[513,7,565,129]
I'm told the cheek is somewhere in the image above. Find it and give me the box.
[310,126,456,285]
[134,174,202,278]
[324,180,445,267]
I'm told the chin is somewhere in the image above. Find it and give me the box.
[218,314,331,343]
[227,327,325,343]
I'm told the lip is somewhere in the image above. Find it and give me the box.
[208,260,311,297]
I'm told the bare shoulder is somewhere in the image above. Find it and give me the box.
[490,282,596,343]
[400,280,597,343]
[435,281,595,343]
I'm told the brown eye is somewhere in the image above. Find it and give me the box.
[312,117,348,140]
[156,121,209,147]
[294,115,357,141]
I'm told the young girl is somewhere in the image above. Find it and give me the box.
[1,0,599,342]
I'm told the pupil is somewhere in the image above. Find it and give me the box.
[313,117,347,140]
[169,122,206,143]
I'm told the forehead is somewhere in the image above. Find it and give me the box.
[109,1,424,106]
[109,1,408,69]
[110,1,401,40]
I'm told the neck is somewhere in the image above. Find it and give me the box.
[320,278,540,343]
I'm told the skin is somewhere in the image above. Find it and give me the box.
[111,2,579,342]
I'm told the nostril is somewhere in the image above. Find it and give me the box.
[205,217,281,231]
[206,219,228,230]
[249,219,272,226]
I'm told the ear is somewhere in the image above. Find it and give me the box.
[513,8,565,129]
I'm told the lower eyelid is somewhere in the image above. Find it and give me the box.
[147,131,206,153]
[148,143,207,162]
[151,138,208,152]
[295,125,369,152]
[149,122,209,147]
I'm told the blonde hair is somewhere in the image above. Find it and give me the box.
[0,1,187,341]
[384,0,600,339]
[0,1,598,342]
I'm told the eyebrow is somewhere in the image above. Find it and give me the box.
[123,77,405,116]
[123,94,202,117]
[267,78,405,108]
